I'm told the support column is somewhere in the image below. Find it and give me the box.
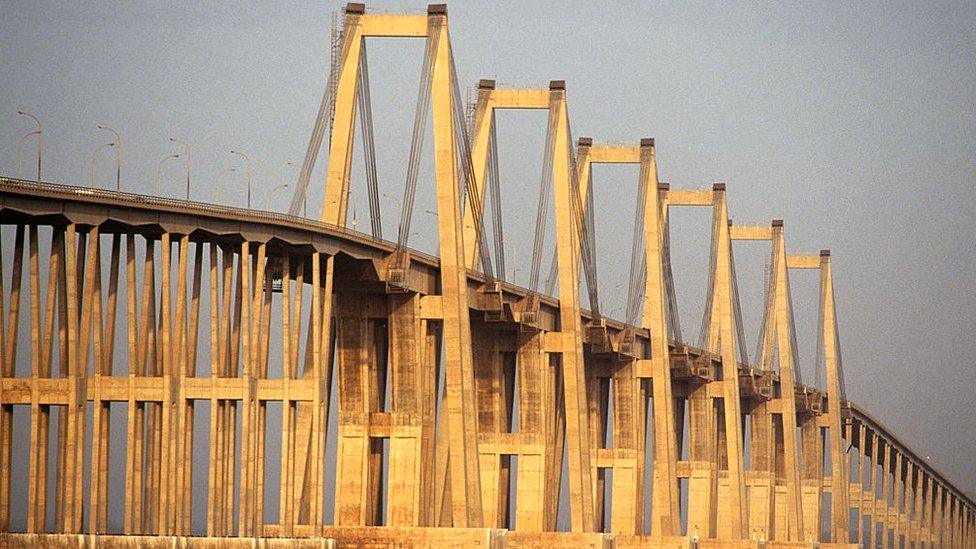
[708,185,747,539]
[429,7,484,526]
[818,250,850,542]
[771,221,805,541]
[640,141,681,537]
[549,81,594,532]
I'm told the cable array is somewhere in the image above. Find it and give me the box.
[356,46,383,239]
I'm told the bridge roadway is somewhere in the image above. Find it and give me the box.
[0,176,973,547]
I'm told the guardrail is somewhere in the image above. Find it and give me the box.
[0,176,443,266]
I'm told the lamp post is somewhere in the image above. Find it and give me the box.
[283,161,303,216]
[17,111,42,180]
[214,167,235,204]
[230,150,251,208]
[156,154,180,196]
[266,183,289,211]
[97,125,122,191]
[17,130,40,180]
[169,137,191,200]
[90,142,116,189]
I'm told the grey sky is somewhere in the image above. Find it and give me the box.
[1,0,973,524]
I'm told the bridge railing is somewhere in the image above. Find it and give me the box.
[0,176,444,268]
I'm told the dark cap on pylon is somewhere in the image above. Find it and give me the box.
[578,137,593,147]
[345,3,365,14]
[478,79,496,90]
[427,4,447,15]
[712,182,726,192]
[771,219,784,228]
[549,80,566,90]
[658,183,670,191]
[820,249,831,257]
[640,138,655,148]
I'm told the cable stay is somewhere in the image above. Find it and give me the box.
[529,107,557,293]
[290,11,348,217]
[663,219,683,342]
[357,45,382,239]
[487,118,506,279]
[729,245,750,366]
[566,121,601,318]
[698,204,720,349]
[755,244,777,370]
[544,250,558,297]
[785,260,803,386]
[448,46,494,282]
[814,273,826,389]
[624,156,649,327]
[397,32,437,252]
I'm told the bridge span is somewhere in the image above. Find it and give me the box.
[0,2,974,548]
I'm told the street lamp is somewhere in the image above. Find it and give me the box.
[97,125,122,191]
[156,154,180,196]
[214,167,236,204]
[17,130,40,180]
[90,142,116,189]
[17,111,42,180]
[230,150,251,208]
[282,161,303,216]
[266,183,289,210]
[169,137,191,200]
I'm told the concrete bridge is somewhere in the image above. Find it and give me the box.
[0,3,973,548]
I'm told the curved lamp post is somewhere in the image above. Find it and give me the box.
[90,142,116,189]
[169,137,191,200]
[282,161,303,216]
[17,111,42,180]
[265,182,289,211]
[156,154,180,196]
[97,125,122,191]
[17,130,40,180]
[230,150,252,208]
[214,167,236,204]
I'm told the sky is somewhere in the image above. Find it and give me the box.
[0,0,974,530]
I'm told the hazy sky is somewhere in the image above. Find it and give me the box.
[1,0,973,523]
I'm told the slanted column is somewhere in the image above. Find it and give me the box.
[818,250,850,541]
[26,224,53,533]
[906,460,919,544]
[321,4,365,225]
[855,423,868,546]
[893,451,904,545]
[428,5,484,527]
[63,223,87,533]
[549,80,594,532]
[640,141,681,537]
[879,439,891,547]
[771,221,804,541]
[87,229,112,535]
[707,184,747,540]
[0,226,25,533]
[934,483,945,545]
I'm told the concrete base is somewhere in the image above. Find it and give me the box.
[0,532,861,549]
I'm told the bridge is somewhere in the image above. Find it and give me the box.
[0,4,973,548]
